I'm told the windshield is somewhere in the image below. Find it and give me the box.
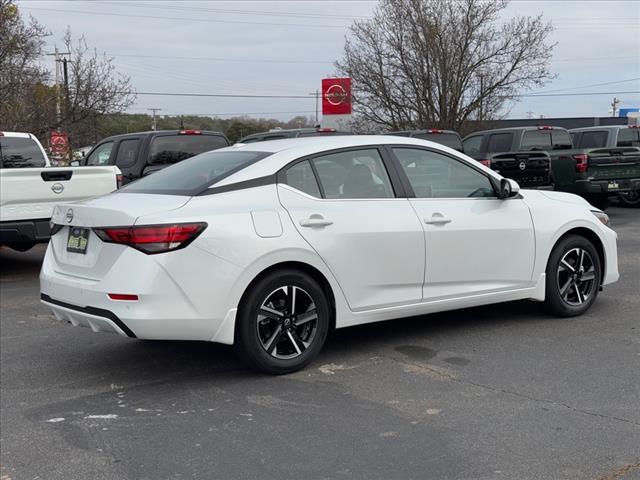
[0,136,47,168]
[121,150,271,195]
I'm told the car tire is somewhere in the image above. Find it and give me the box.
[587,194,611,211]
[544,235,601,317]
[234,269,330,375]
[618,189,640,208]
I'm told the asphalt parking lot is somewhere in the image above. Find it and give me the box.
[1,206,638,480]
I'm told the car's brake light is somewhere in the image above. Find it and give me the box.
[316,128,336,132]
[93,223,207,254]
[178,129,201,135]
[478,159,491,167]
[573,154,588,173]
[427,129,443,134]
[629,125,640,129]
[537,126,553,130]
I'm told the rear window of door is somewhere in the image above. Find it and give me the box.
[148,134,228,165]
[462,135,483,155]
[616,128,640,147]
[487,133,513,152]
[306,149,395,199]
[0,136,47,168]
[393,147,496,198]
[115,139,140,169]
[283,160,321,197]
[85,142,114,166]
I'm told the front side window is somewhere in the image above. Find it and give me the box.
[462,135,483,155]
[121,150,270,195]
[393,147,496,198]
[148,134,228,165]
[115,139,140,168]
[311,149,394,199]
[0,136,46,168]
[284,160,321,197]
[487,133,513,152]
[86,142,113,166]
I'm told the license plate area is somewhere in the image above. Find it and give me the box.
[608,181,620,190]
[67,227,90,254]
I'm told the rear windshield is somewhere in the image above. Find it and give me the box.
[0,136,47,168]
[413,132,463,150]
[121,150,271,195]
[148,134,228,165]
[576,130,608,148]
[521,129,572,150]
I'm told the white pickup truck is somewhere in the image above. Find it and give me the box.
[1,131,121,252]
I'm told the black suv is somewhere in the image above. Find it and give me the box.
[80,130,229,185]
[238,127,351,144]
[388,129,464,152]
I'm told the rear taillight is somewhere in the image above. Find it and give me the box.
[93,222,207,254]
[116,173,123,188]
[573,154,588,173]
[478,159,491,167]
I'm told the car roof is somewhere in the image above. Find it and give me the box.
[569,125,628,132]
[99,130,227,142]
[215,134,483,187]
[464,126,569,138]
[0,131,35,138]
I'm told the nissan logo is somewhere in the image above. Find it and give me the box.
[519,161,527,171]
[65,208,74,223]
[51,183,64,194]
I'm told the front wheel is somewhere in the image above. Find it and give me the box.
[618,189,640,208]
[544,235,601,317]
[234,269,330,374]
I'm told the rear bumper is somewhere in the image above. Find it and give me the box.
[41,293,136,337]
[573,177,640,196]
[0,218,51,244]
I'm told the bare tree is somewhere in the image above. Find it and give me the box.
[0,0,50,131]
[336,0,556,131]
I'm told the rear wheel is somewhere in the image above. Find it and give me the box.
[544,235,601,317]
[234,269,330,374]
[618,189,640,208]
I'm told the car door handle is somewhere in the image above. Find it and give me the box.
[300,215,333,228]
[424,214,452,225]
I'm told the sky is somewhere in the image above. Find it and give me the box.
[18,0,640,122]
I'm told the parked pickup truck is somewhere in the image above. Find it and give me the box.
[388,129,464,152]
[569,125,640,207]
[80,129,229,185]
[1,132,121,252]
[463,125,640,209]
[462,126,556,189]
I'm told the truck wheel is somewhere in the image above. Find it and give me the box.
[618,189,640,208]
[587,194,611,211]
[544,235,601,317]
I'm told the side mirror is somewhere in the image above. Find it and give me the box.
[70,160,80,167]
[499,178,520,199]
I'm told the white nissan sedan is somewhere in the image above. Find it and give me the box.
[40,136,619,374]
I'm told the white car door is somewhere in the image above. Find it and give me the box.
[390,146,535,301]
[277,147,425,311]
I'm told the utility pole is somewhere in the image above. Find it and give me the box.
[309,90,320,125]
[46,46,70,129]
[478,74,484,122]
[526,110,535,119]
[147,108,162,130]
[611,97,620,117]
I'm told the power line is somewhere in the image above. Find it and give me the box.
[20,6,350,29]
[519,91,640,98]
[107,53,332,65]
[533,77,640,94]
[126,110,317,117]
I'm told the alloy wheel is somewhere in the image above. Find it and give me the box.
[556,247,597,306]
[256,286,318,360]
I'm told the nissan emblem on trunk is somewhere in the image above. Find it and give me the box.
[519,161,527,171]
[66,208,74,223]
[51,182,64,194]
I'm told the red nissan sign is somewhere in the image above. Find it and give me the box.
[50,131,69,156]
[322,78,352,115]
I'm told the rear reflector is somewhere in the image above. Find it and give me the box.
[573,154,588,173]
[108,293,139,301]
[179,129,201,135]
[94,222,207,254]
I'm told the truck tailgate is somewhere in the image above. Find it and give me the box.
[490,151,551,187]
[587,147,640,180]
[0,166,118,222]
